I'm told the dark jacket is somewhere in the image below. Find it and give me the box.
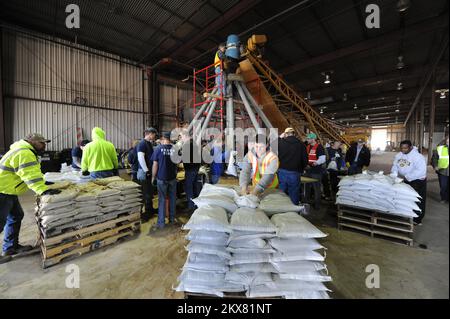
[431,142,449,176]
[345,143,371,168]
[180,139,201,172]
[127,147,138,174]
[278,136,308,173]
[326,147,344,170]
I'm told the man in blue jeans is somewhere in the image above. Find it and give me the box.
[149,132,178,233]
[277,128,308,205]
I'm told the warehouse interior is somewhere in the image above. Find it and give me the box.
[0,0,448,299]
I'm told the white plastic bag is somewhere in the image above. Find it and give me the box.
[183,205,231,233]
[230,207,276,233]
[193,195,238,213]
[271,213,327,239]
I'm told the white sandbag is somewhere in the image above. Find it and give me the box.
[226,246,276,254]
[284,291,330,299]
[259,191,304,216]
[271,212,327,239]
[229,253,271,265]
[174,282,224,298]
[270,276,331,291]
[393,199,421,211]
[39,200,74,211]
[183,260,229,273]
[230,208,276,233]
[75,192,97,202]
[99,200,123,207]
[73,200,98,208]
[94,188,122,198]
[74,211,103,220]
[225,151,237,177]
[271,250,325,262]
[388,209,418,218]
[228,230,276,242]
[235,195,260,209]
[198,183,239,199]
[186,242,231,259]
[185,230,229,246]
[193,195,238,213]
[227,237,268,249]
[120,194,142,201]
[278,271,332,282]
[101,206,119,213]
[40,210,78,225]
[40,190,77,204]
[39,205,76,217]
[392,183,421,198]
[178,269,225,284]
[271,260,327,273]
[230,263,278,273]
[183,205,231,233]
[225,272,273,287]
[120,189,142,196]
[46,181,72,190]
[120,202,143,210]
[188,252,229,264]
[268,238,324,252]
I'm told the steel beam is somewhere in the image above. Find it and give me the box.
[170,0,262,58]
[428,77,437,164]
[280,14,448,76]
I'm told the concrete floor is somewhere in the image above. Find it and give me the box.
[0,152,448,299]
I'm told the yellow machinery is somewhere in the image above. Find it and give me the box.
[244,35,350,146]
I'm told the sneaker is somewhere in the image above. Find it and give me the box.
[0,255,12,264]
[2,244,33,256]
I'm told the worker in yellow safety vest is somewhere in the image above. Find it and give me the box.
[432,136,449,203]
[214,43,227,96]
[0,133,61,264]
[239,134,279,196]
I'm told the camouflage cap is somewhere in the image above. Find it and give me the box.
[25,133,51,143]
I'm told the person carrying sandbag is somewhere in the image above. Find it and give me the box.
[239,134,279,197]
[0,133,61,264]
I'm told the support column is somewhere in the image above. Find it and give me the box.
[419,99,425,153]
[414,108,420,147]
[428,76,436,164]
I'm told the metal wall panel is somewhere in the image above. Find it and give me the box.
[6,98,142,151]
[2,29,148,150]
[2,29,148,112]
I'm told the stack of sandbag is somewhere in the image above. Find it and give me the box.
[176,205,245,297]
[242,212,331,299]
[226,207,277,292]
[36,179,142,230]
[258,189,308,216]
[336,172,421,218]
[192,183,239,215]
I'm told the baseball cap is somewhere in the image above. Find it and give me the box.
[25,133,51,143]
[284,127,295,134]
[306,133,317,139]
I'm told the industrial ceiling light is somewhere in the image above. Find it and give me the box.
[397,82,403,90]
[353,103,358,110]
[365,115,369,120]
[395,108,400,113]
[346,122,350,126]
[396,56,405,70]
[331,114,335,120]
[397,0,411,12]
[396,98,401,105]
[324,74,331,84]
[320,108,324,114]
[440,91,447,99]
[343,93,348,101]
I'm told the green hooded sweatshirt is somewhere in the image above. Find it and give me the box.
[0,139,48,195]
[81,127,118,173]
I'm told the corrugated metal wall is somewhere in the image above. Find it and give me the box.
[2,28,148,151]
[158,81,193,132]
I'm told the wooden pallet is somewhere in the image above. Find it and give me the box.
[337,205,414,246]
[39,212,141,268]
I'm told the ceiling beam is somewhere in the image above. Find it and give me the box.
[169,0,262,59]
[301,63,448,97]
[279,13,449,76]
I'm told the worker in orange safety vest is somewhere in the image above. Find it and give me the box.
[239,134,279,196]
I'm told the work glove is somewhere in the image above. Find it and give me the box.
[346,162,351,168]
[82,171,90,176]
[42,189,62,196]
[44,181,55,185]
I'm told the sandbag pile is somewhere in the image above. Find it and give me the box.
[259,189,307,216]
[176,184,331,299]
[176,205,245,297]
[36,177,142,230]
[336,172,421,218]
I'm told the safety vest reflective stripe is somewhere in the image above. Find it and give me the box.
[0,148,32,173]
[437,145,449,169]
[24,177,43,185]
[214,51,222,67]
[248,152,279,188]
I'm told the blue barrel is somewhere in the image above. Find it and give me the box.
[225,34,241,60]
